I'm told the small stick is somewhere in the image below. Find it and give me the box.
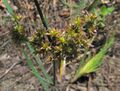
[53,59,56,86]
[0,61,21,79]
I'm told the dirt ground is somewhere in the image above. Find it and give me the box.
[0,0,120,91]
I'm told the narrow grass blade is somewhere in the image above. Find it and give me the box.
[22,49,49,91]
[71,37,115,82]
[26,42,53,84]
[2,0,14,15]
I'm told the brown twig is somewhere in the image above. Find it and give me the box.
[53,59,56,86]
[0,61,21,79]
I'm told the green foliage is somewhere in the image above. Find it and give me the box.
[3,0,115,86]
[100,5,114,16]
[92,5,114,27]
[2,0,14,16]
[61,0,114,28]
[11,16,27,43]
[28,10,114,82]
[2,0,27,42]
[71,36,115,82]
[26,42,52,82]
[22,42,53,91]
[28,14,101,82]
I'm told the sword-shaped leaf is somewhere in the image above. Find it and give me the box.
[2,0,14,15]
[71,36,115,82]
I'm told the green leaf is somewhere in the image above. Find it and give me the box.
[101,6,114,16]
[107,7,114,13]
[2,0,14,15]
[26,42,53,84]
[22,49,49,91]
[71,36,115,83]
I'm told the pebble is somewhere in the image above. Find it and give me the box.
[59,8,70,18]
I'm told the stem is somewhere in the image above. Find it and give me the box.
[33,1,56,85]
[53,59,56,86]
[33,0,48,29]
[86,0,101,11]
[33,0,53,42]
